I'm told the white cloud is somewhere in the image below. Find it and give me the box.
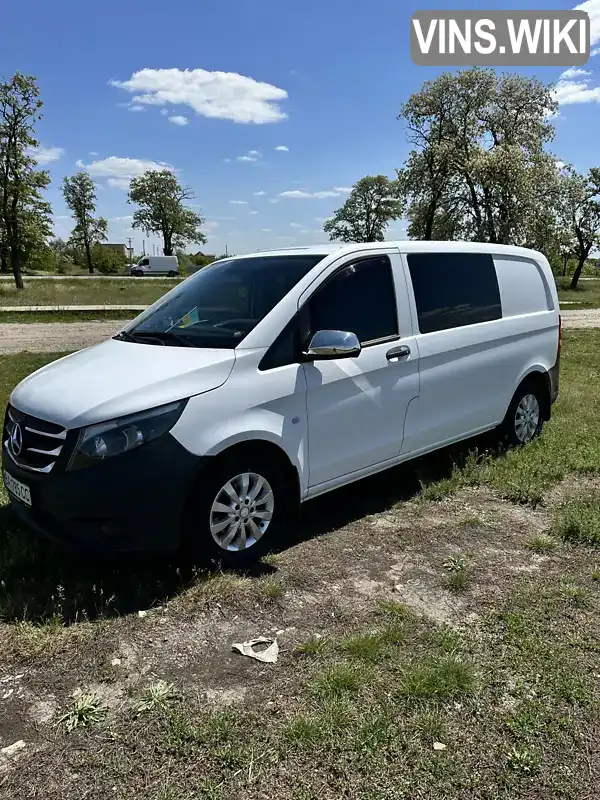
[76,156,174,190]
[575,0,600,47]
[556,159,567,170]
[53,215,70,220]
[280,189,343,199]
[203,220,219,234]
[223,158,232,163]
[168,115,188,126]
[289,222,304,228]
[111,215,134,222]
[333,186,353,193]
[89,151,99,156]
[276,236,295,241]
[250,210,259,215]
[269,198,279,204]
[254,190,266,196]
[314,216,332,224]
[553,67,600,105]
[229,200,248,205]
[129,105,146,112]
[561,67,592,79]
[236,149,261,162]
[26,145,64,164]
[275,145,289,152]
[299,229,311,235]
[593,46,600,56]
[261,228,272,233]
[111,68,288,124]
[160,109,169,116]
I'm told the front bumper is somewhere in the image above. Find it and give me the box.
[2,433,207,552]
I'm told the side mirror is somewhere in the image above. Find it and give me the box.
[304,329,361,360]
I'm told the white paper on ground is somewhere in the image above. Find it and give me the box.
[231,637,279,663]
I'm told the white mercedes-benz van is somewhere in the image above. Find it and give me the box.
[2,242,560,565]
[130,255,179,277]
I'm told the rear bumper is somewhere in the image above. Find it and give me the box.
[2,433,208,552]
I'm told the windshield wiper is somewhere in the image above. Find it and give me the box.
[113,330,192,347]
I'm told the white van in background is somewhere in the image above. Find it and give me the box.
[3,242,560,566]
[130,255,179,277]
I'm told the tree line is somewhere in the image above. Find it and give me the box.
[324,68,600,290]
[0,73,207,286]
[1,69,599,290]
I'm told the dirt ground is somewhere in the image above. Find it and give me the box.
[0,308,597,354]
[1,471,599,797]
[0,321,126,353]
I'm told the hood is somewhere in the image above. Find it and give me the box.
[10,338,236,429]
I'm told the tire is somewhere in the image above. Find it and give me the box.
[167,270,177,277]
[499,379,545,447]
[182,451,296,568]
[132,269,143,277]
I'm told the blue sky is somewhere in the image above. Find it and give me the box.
[2,0,599,255]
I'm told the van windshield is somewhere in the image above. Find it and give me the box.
[116,254,326,349]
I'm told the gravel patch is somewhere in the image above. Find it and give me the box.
[560,309,600,328]
[0,321,125,354]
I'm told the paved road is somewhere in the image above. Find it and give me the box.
[0,309,597,355]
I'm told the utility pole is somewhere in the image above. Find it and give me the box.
[127,238,133,263]
[142,240,146,256]
[225,244,228,256]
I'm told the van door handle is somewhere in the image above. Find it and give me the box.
[386,345,411,361]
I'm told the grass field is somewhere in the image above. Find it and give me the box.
[556,278,600,309]
[0,278,177,307]
[1,333,600,798]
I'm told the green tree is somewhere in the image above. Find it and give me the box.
[49,237,73,274]
[397,68,558,246]
[0,73,52,288]
[557,167,600,290]
[323,176,403,243]
[90,244,126,275]
[62,171,107,274]
[128,170,207,256]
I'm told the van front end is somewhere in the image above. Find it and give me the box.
[1,400,209,552]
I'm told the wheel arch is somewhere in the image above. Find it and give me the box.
[512,367,552,420]
[203,437,302,508]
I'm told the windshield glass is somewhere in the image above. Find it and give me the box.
[120,254,326,349]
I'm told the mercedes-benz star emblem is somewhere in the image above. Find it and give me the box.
[10,422,23,457]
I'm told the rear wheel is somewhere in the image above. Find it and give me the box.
[499,379,544,446]
[167,270,177,277]
[182,451,296,567]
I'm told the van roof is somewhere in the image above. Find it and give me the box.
[225,241,546,261]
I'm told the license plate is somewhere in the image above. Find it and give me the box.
[3,470,31,507]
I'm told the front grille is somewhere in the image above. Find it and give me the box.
[3,405,68,473]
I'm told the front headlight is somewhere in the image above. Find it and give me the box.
[67,400,187,471]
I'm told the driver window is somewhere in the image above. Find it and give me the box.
[307,256,398,345]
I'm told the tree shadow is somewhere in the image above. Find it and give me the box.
[0,432,503,626]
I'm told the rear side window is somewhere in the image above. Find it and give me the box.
[494,256,551,315]
[407,253,502,334]
[307,256,398,344]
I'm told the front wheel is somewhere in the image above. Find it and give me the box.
[499,380,544,446]
[182,452,295,567]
